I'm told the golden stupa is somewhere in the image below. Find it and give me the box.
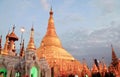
[1,26,18,55]
[27,27,36,51]
[37,8,82,76]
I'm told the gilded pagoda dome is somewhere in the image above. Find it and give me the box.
[41,35,62,48]
[37,46,74,60]
[9,26,18,41]
[40,8,62,48]
[37,8,74,60]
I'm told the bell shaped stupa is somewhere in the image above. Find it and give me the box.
[37,8,82,76]
[27,26,36,51]
[37,8,75,60]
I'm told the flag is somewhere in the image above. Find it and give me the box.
[94,59,99,70]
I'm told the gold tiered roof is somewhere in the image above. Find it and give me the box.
[37,8,74,60]
[9,26,18,41]
[40,8,62,48]
[36,8,83,76]
[1,33,9,55]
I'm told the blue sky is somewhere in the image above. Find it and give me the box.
[0,0,120,66]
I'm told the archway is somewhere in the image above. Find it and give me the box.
[30,66,38,77]
[0,68,7,77]
[15,72,20,77]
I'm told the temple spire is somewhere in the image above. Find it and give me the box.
[20,39,24,57]
[46,7,57,37]
[12,25,15,32]
[81,58,91,77]
[92,63,98,73]
[8,25,18,56]
[102,57,107,72]
[2,33,9,55]
[111,45,119,67]
[27,26,36,51]
[39,7,62,49]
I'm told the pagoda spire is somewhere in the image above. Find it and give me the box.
[20,39,24,57]
[8,26,18,56]
[46,7,57,37]
[39,8,62,48]
[81,58,91,77]
[27,26,36,50]
[101,57,107,71]
[111,45,119,67]
[2,33,9,55]
[91,63,98,73]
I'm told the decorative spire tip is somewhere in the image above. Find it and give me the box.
[31,24,34,31]
[13,25,15,32]
[50,7,53,15]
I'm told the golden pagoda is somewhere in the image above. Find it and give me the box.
[37,8,82,76]
[27,27,36,51]
[1,26,18,55]
[111,45,119,67]
[81,59,91,77]
[91,63,98,73]
[19,39,25,57]
[1,33,9,55]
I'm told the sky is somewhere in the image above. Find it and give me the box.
[0,0,120,66]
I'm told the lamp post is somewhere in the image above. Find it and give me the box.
[20,27,26,76]
[20,27,25,49]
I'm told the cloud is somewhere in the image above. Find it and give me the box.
[57,13,82,25]
[40,0,50,10]
[60,22,120,65]
[91,0,118,14]
[20,0,33,10]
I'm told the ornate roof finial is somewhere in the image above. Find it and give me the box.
[111,44,116,57]
[91,59,98,73]
[46,7,57,36]
[51,6,52,11]
[31,24,34,31]
[12,25,15,32]
[50,6,53,15]
[27,26,36,51]
[2,33,9,55]
[39,6,62,48]
[111,44,119,67]
[101,57,107,72]
[20,39,24,57]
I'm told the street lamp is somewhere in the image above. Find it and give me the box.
[20,27,25,45]
[20,27,25,56]
[20,27,26,76]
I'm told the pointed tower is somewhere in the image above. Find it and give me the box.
[37,8,74,60]
[20,39,25,57]
[102,58,107,72]
[91,63,99,73]
[8,26,18,55]
[46,8,58,36]
[40,8,62,48]
[2,33,9,55]
[27,26,36,51]
[111,45,119,67]
[102,62,108,77]
[81,59,91,77]
[37,8,82,76]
